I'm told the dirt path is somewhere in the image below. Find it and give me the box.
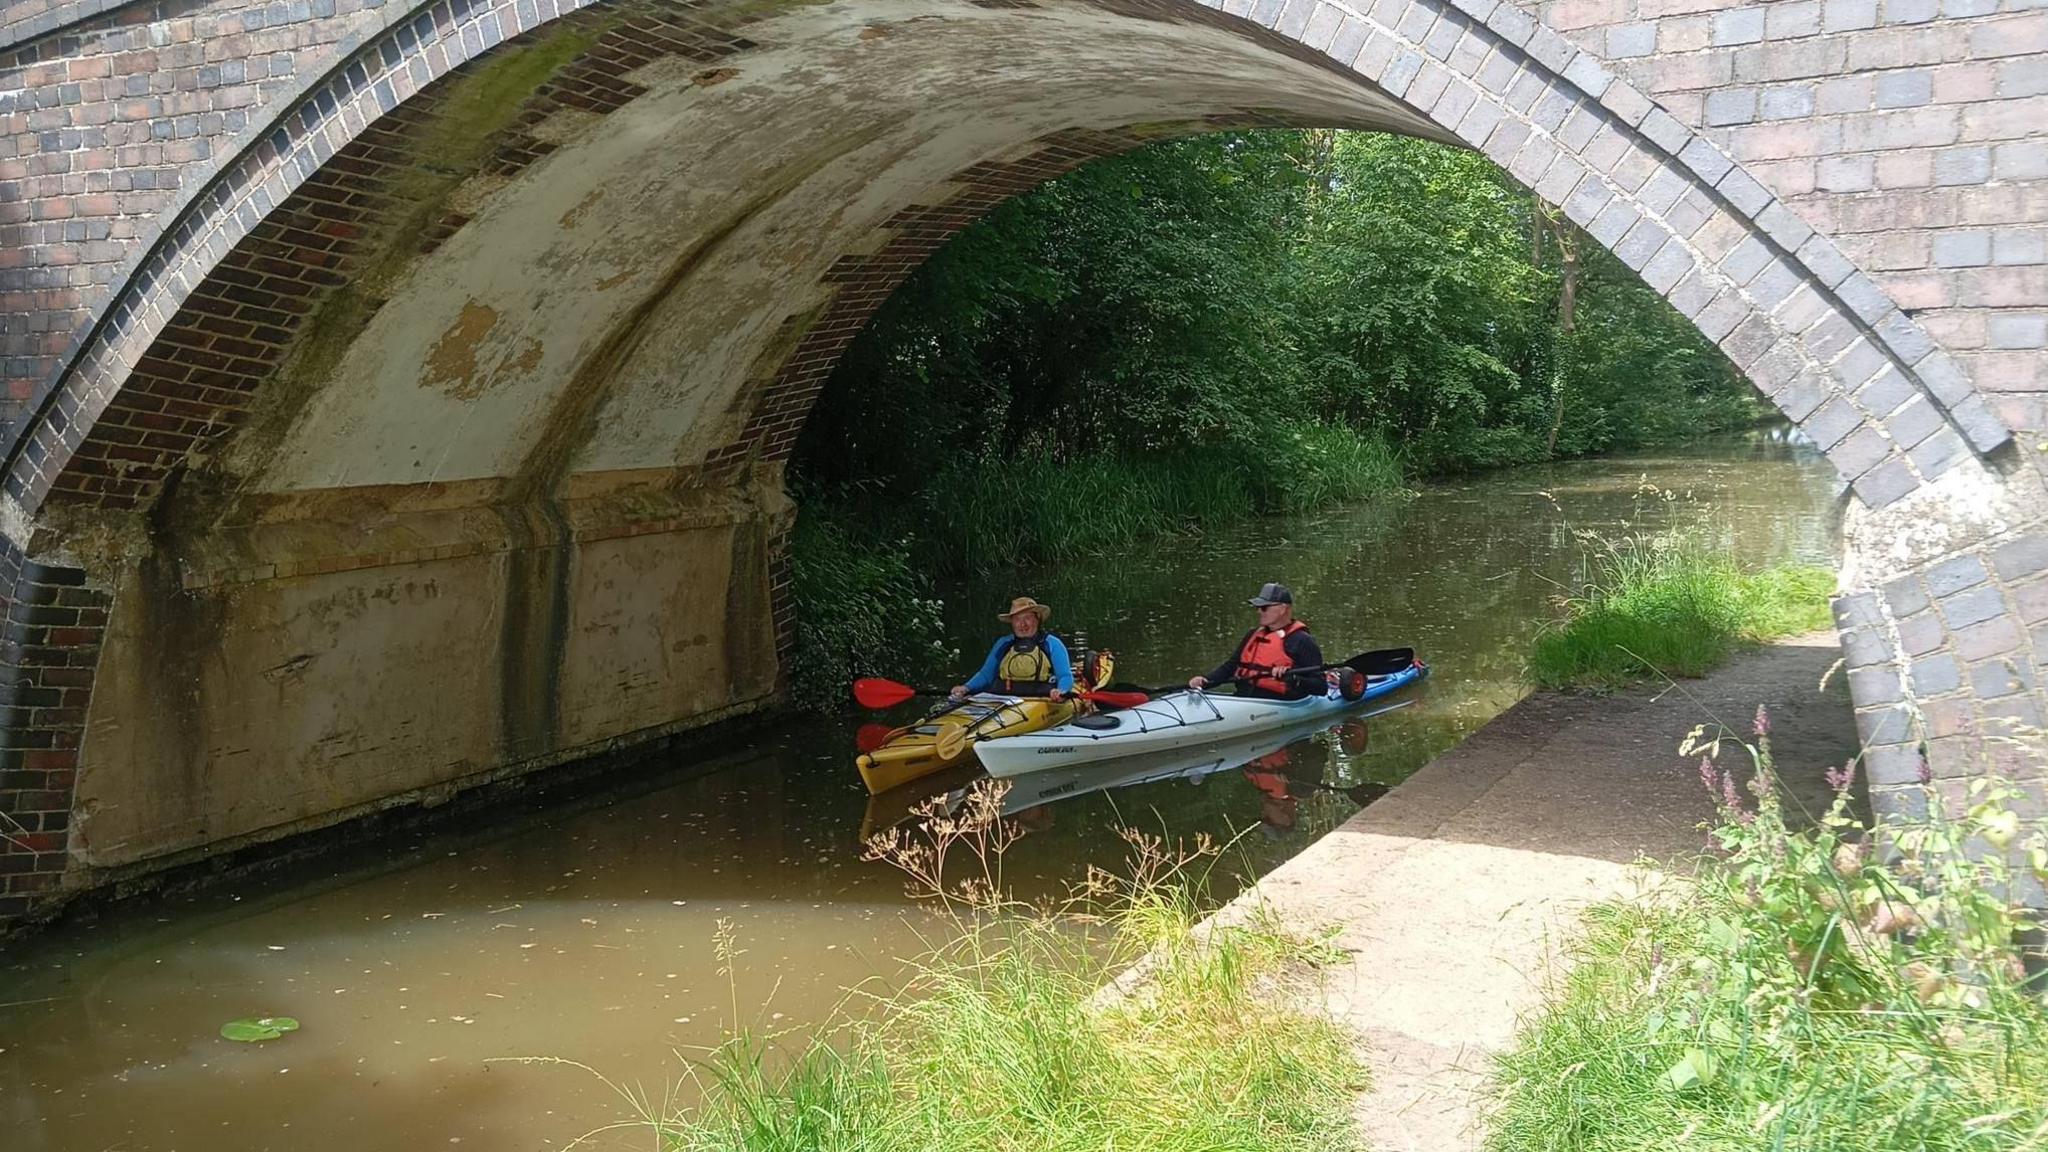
[1237,635,1858,1151]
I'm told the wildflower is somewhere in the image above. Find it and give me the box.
[1722,769,1742,812]
[1917,755,1933,786]
[1698,756,1718,797]
[1825,758,1855,794]
[1753,704,1770,738]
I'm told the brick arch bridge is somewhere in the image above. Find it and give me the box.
[0,0,2043,924]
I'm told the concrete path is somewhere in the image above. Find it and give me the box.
[1240,636,1858,1151]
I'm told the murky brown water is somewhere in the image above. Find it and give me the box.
[1,432,1840,1150]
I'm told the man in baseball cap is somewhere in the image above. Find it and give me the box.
[1188,582,1328,699]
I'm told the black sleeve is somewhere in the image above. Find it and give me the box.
[1206,630,1255,684]
[1286,630,1324,671]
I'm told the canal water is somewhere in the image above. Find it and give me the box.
[2,433,1841,1150]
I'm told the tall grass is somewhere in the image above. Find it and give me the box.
[548,785,1366,1151]
[1526,536,1834,689]
[854,420,1405,576]
[1487,715,2048,1151]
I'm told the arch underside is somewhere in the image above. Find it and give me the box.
[0,0,2041,910]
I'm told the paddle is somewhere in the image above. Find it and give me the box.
[1112,648,1418,698]
[1255,647,1416,681]
[1313,779,1392,805]
[853,678,949,710]
[854,675,1135,710]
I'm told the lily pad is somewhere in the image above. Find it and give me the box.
[220,1016,300,1042]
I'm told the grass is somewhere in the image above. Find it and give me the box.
[1486,719,2048,1152]
[548,786,1367,1151]
[1526,536,1834,689]
[917,422,1406,574]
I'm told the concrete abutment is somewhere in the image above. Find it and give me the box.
[0,0,2043,925]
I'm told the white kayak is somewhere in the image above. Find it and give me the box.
[997,692,1419,813]
[977,658,1429,777]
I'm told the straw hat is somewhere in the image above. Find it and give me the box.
[997,596,1051,624]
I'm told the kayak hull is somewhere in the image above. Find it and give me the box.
[976,661,1429,777]
[855,694,1077,794]
[998,693,1418,813]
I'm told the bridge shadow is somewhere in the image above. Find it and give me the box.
[1324,635,1859,869]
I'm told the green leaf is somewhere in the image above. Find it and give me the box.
[1665,1048,1719,1092]
[220,1016,300,1042]
[1705,917,1741,951]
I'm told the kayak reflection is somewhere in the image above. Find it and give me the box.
[859,696,1415,846]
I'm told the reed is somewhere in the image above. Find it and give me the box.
[1526,536,1833,689]
[915,422,1406,574]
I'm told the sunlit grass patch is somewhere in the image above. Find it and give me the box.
[1526,537,1833,690]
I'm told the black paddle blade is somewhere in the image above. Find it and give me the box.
[1343,782,1392,806]
[1346,648,1416,676]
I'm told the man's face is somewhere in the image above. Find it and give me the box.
[1012,613,1040,638]
[1256,601,1291,628]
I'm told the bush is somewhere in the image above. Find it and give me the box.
[1526,536,1834,689]
[1487,715,2048,1152]
[787,513,952,713]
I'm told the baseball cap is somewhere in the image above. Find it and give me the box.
[1248,582,1293,607]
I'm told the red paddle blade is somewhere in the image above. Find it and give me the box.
[1084,689,1150,709]
[852,678,917,709]
[855,723,896,753]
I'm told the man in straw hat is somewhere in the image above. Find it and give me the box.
[949,596,1075,702]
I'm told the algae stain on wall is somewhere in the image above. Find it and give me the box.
[212,22,605,492]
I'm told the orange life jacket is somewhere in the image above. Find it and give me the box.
[1234,620,1309,696]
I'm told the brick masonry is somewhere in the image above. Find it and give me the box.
[0,0,2042,926]
[0,538,109,924]
[1514,0,2048,434]
[0,0,2018,513]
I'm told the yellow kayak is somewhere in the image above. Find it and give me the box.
[855,653,1113,794]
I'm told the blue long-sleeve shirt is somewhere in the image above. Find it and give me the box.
[964,634,1075,694]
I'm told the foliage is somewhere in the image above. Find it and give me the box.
[1487,714,2048,1151]
[542,783,1366,1151]
[794,129,1763,501]
[787,127,1769,697]
[786,512,952,712]
[1525,533,1834,689]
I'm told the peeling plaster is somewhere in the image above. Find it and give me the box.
[241,0,1432,494]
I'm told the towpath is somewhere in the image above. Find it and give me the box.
[1239,635,1858,1151]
